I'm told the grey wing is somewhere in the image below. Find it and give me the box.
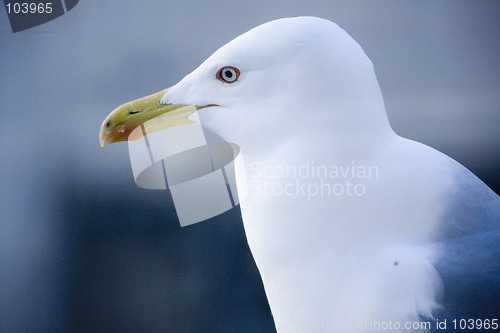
[430,162,500,331]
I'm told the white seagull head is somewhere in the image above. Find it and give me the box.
[100,17,392,153]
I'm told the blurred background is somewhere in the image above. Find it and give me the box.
[1,1,499,332]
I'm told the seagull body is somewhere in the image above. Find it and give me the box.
[100,17,500,332]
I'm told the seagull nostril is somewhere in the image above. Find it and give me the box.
[129,110,142,115]
[105,120,111,128]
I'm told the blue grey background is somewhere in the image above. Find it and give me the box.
[1,1,499,332]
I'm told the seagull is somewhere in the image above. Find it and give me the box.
[99,17,500,332]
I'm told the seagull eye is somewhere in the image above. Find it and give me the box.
[217,66,240,84]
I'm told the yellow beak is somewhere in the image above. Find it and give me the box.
[99,88,197,147]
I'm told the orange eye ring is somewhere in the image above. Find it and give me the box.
[216,66,240,83]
